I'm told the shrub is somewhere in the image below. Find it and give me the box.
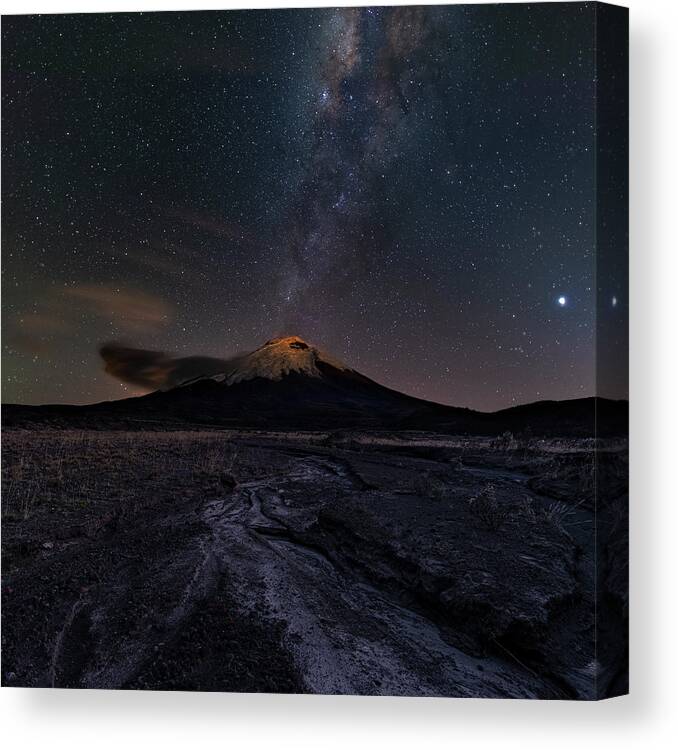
[542,500,575,533]
[467,483,509,531]
[415,472,448,501]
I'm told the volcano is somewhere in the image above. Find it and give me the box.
[2,335,627,435]
[132,335,479,431]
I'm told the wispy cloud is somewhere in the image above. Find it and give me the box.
[5,284,173,356]
[4,313,73,354]
[65,284,172,333]
[174,209,258,246]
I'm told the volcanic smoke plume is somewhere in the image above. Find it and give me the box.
[99,342,244,390]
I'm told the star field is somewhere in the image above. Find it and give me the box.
[2,4,628,411]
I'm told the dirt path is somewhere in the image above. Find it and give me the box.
[198,456,549,697]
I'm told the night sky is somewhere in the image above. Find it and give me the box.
[2,3,628,411]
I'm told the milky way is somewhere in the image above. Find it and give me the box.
[278,6,433,327]
[2,4,627,410]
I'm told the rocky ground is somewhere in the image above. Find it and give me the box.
[1,428,628,698]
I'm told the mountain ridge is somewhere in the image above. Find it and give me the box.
[2,335,628,436]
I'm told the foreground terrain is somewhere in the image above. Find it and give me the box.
[1,428,628,698]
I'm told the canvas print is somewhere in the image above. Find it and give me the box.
[1,3,628,699]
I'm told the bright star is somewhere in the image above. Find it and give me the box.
[557,296,567,306]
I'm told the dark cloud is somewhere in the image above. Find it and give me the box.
[99,343,244,391]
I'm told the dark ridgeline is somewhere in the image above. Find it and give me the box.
[2,336,627,436]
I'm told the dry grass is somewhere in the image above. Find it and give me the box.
[1,431,247,521]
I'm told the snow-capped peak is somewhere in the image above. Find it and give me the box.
[209,336,349,385]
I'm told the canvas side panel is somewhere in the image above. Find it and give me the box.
[594,1,629,700]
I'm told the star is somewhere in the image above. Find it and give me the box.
[1,4,627,411]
